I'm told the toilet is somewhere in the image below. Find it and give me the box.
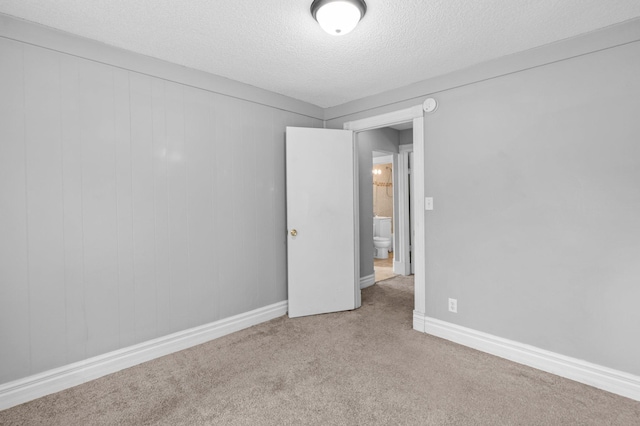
[373,237,392,259]
[373,216,392,259]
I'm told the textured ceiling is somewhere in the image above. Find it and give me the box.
[1,0,640,108]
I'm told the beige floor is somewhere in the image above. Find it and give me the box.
[374,251,397,282]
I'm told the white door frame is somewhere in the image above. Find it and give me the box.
[344,105,426,324]
[397,144,413,276]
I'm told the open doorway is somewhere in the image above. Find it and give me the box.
[372,151,396,283]
[356,123,414,288]
[370,122,414,283]
[285,103,426,324]
[345,104,426,326]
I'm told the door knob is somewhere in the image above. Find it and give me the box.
[290,229,298,237]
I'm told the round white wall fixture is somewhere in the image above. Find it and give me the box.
[423,98,438,113]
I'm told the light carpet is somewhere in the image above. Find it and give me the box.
[1,276,639,425]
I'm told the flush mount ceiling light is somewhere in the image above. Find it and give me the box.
[310,0,367,36]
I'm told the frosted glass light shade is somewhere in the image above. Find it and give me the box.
[311,0,366,36]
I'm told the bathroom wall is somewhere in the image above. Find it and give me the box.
[372,163,394,225]
[357,129,399,280]
[0,15,323,384]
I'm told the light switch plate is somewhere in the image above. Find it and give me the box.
[425,197,433,210]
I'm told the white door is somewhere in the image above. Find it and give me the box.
[286,127,358,318]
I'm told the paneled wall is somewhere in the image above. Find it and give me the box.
[0,37,321,384]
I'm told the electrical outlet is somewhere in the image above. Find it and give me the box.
[448,298,457,313]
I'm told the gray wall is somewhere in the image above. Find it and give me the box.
[399,129,413,145]
[0,19,322,384]
[2,12,639,388]
[357,129,399,279]
[329,22,640,375]
[422,40,640,375]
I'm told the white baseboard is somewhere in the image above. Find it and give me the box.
[413,310,426,333]
[414,313,640,402]
[360,274,375,289]
[393,261,407,276]
[0,300,288,411]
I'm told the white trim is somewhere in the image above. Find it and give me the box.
[395,144,413,276]
[343,105,423,132]
[352,131,362,309]
[393,261,407,276]
[359,274,375,289]
[416,314,640,402]
[413,310,426,333]
[411,117,425,314]
[0,301,288,411]
[372,154,393,165]
[0,15,323,120]
[392,152,399,268]
[324,18,640,122]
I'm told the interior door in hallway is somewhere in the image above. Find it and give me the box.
[286,127,358,318]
